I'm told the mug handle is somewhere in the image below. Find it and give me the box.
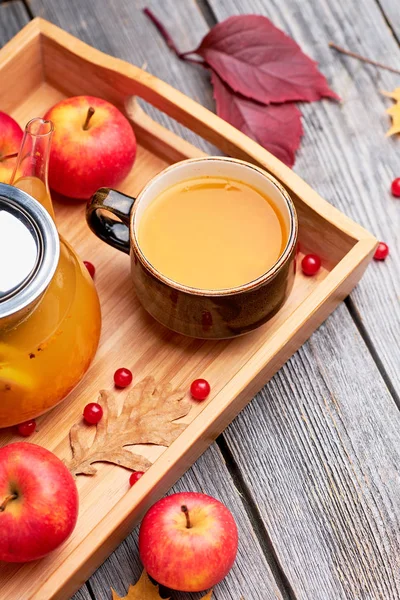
[86,188,135,254]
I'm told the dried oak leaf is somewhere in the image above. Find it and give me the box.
[211,71,303,167]
[111,570,166,600]
[195,15,339,105]
[382,88,400,136]
[66,377,191,476]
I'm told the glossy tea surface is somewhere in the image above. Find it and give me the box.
[138,176,287,290]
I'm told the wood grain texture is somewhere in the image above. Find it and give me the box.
[377,0,400,42]
[0,1,28,42]
[208,0,400,397]
[89,444,286,600]
[222,303,400,600]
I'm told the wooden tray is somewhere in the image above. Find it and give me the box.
[0,19,377,600]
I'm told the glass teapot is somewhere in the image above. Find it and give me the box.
[0,118,101,428]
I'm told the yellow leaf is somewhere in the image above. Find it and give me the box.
[111,570,168,600]
[382,88,400,136]
[382,88,400,102]
[110,572,215,600]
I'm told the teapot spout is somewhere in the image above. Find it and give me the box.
[10,118,56,221]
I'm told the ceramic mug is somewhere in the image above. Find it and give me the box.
[86,157,298,339]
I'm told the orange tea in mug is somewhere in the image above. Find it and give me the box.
[138,176,288,290]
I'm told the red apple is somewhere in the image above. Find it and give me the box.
[139,492,238,592]
[0,442,78,562]
[44,96,136,199]
[0,111,23,184]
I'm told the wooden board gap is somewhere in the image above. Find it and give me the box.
[21,0,34,19]
[376,0,400,46]
[216,435,296,600]
[345,296,400,410]
[195,0,218,28]
[85,581,97,600]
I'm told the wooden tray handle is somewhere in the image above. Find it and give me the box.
[34,17,375,243]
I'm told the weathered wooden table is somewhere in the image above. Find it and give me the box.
[1,0,400,598]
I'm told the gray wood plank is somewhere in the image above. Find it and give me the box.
[208,0,400,398]
[377,0,400,42]
[225,305,400,600]
[88,444,286,600]
[0,1,28,43]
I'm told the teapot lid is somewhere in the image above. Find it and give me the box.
[0,183,59,319]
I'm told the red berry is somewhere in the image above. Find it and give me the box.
[374,242,389,261]
[391,178,400,197]
[17,420,36,437]
[190,378,211,401]
[114,367,133,388]
[129,471,144,486]
[83,261,95,278]
[301,254,321,276]
[83,402,103,424]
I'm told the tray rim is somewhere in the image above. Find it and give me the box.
[0,18,378,600]
[3,18,376,245]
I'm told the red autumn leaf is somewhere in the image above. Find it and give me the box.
[195,15,339,105]
[211,71,303,167]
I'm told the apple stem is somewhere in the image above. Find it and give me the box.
[181,505,191,529]
[0,493,17,512]
[83,107,95,131]
[0,152,18,163]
